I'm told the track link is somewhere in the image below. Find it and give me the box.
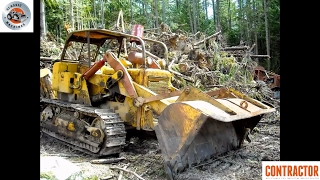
[40,98,127,156]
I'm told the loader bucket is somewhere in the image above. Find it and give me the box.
[154,87,275,179]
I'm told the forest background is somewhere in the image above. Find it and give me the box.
[40,0,280,74]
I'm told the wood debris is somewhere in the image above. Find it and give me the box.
[110,166,145,180]
[40,24,279,107]
[90,157,126,164]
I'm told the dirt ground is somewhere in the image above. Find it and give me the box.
[40,110,280,180]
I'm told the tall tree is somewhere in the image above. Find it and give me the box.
[228,0,231,29]
[216,0,220,30]
[40,0,46,37]
[130,0,133,24]
[237,0,243,40]
[93,0,96,19]
[69,0,74,29]
[188,1,194,33]
[211,0,215,27]
[245,0,252,45]
[162,0,166,23]
[154,0,159,29]
[263,0,270,70]
[192,0,197,33]
[41,0,280,73]
[204,0,208,19]
[253,0,259,56]
[101,0,104,27]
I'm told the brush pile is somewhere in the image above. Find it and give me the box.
[40,24,278,108]
[143,24,277,107]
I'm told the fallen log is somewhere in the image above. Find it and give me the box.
[230,54,270,58]
[221,46,249,51]
[250,55,270,58]
[90,157,126,164]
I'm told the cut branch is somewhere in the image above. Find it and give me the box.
[250,55,270,58]
[248,43,256,52]
[168,60,194,82]
[90,157,125,164]
[193,31,221,46]
[230,54,270,58]
[221,46,250,51]
[117,164,128,180]
[190,31,200,37]
[110,166,145,180]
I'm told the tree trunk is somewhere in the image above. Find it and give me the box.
[76,0,79,30]
[130,0,133,24]
[188,2,194,34]
[142,2,144,16]
[263,0,270,70]
[192,0,197,33]
[245,0,251,46]
[154,0,159,30]
[253,0,259,58]
[101,0,104,26]
[69,0,74,30]
[228,0,231,29]
[211,0,215,27]
[197,0,200,29]
[40,0,46,38]
[93,0,96,18]
[237,0,243,40]
[93,0,96,27]
[216,0,220,30]
[204,0,208,19]
[162,0,166,23]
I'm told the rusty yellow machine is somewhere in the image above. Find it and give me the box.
[40,29,275,179]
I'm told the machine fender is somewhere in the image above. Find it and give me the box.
[105,52,138,99]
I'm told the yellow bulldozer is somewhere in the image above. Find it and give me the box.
[40,28,275,179]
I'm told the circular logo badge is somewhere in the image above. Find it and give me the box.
[2,1,31,30]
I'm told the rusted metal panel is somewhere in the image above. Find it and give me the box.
[155,100,273,179]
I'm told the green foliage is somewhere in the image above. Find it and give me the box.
[40,172,57,180]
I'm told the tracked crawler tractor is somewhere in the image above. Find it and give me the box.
[40,28,275,179]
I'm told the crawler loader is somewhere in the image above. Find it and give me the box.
[40,28,275,179]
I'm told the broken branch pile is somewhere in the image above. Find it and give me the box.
[142,24,276,107]
[40,25,278,107]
